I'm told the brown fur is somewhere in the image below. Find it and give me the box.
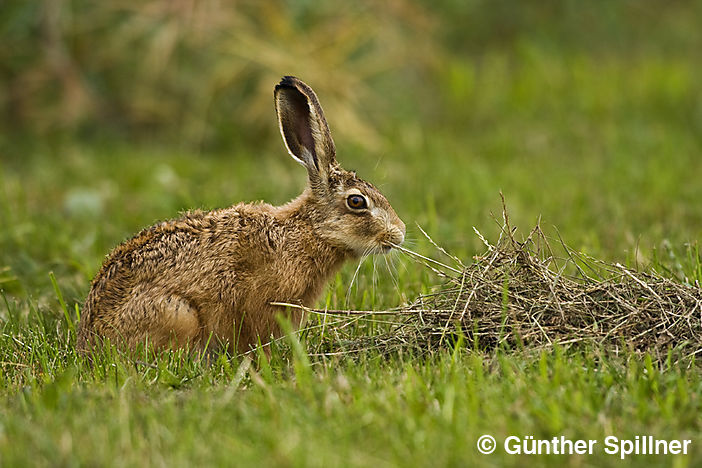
[76,76,405,354]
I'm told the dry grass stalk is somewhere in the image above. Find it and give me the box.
[303,205,702,364]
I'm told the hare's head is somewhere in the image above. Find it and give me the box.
[275,76,405,256]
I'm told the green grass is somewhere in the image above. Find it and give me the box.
[2,2,702,466]
[2,344,701,467]
[2,139,701,466]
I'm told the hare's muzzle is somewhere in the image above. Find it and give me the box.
[392,218,406,244]
[382,222,405,252]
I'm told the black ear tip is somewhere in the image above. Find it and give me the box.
[276,75,301,91]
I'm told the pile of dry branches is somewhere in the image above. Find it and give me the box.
[296,210,702,363]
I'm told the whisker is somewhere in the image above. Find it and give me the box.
[373,252,378,292]
[400,235,418,249]
[346,245,374,307]
[383,253,402,299]
[389,243,463,274]
[346,254,367,307]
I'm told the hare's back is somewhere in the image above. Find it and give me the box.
[92,206,267,286]
[78,206,271,345]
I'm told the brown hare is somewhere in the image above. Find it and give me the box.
[76,76,405,354]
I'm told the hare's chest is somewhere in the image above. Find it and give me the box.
[261,251,342,305]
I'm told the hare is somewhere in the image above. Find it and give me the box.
[76,76,405,354]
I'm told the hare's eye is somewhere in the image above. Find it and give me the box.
[346,194,368,210]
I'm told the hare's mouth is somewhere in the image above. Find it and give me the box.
[363,244,392,256]
[378,242,397,254]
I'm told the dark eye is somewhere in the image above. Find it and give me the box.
[346,194,368,210]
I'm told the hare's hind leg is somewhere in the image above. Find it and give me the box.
[121,288,203,351]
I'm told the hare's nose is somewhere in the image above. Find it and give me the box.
[391,227,405,245]
[397,221,406,244]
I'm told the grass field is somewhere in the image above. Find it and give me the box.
[2,2,702,466]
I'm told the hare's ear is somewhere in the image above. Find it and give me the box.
[274,76,337,182]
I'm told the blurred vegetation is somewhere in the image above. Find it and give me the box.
[1,0,437,150]
[2,0,701,152]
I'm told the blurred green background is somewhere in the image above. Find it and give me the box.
[1,0,701,306]
[3,0,701,149]
[2,2,702,466]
